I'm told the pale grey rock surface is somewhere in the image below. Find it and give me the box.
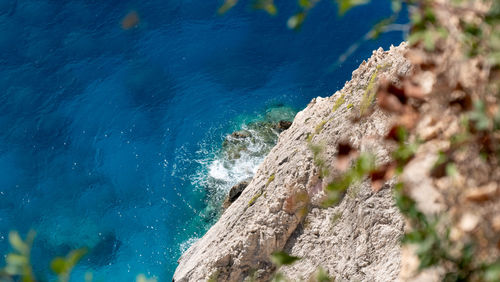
[174,43,411,282]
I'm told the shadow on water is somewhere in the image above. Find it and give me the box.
[124,59,176,109]
[86,233,122,267]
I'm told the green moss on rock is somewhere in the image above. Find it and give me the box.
[248,191,263,206]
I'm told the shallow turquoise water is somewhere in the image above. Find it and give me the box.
[0,0,405,280]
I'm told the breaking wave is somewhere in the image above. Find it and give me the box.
[192,105,297,217]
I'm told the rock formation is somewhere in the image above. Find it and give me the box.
[223,180,251,209]
[174,43,412,281]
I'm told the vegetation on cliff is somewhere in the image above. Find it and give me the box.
[217,0,500,281]
[254,0,499,281]
[2,0,499,281]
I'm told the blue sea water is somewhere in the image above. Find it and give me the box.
[0,0,405,280]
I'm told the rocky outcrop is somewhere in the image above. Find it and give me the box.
[223,180,251,209]
[174,43,412,281]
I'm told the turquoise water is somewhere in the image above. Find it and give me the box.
[0,0,405,280]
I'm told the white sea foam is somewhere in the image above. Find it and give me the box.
[179,236,200,253]
[191,106,296,213]
[208,160,229,180]
[198,130,272,205]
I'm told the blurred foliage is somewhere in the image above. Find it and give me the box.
[269,251,299,282]
[253,0,277,15]
[268,251,335,281]
[0,231,157,282]
[1,231,36,282]
[218,0,408,35]
[270,251,300,267]
[50,248,88,282]
[294,0,499,278]
[1,0,499,281]
[136,274,158,282]
[308,142,330,178]
[323,153,375,206]
[314,267,334,282]
[335,0,370,16]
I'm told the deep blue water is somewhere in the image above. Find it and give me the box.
[0,0,405,280]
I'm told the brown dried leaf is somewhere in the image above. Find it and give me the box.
[336,156,350,171]
[385,125,404,142]
[430,150,453,179]
[336,142,358,171]
[387,83,408,104]
[337,142,354,157]
[449,90,472,111]
[464,182,498,203]
[371,180,384,193]
[399,105,420,129]
[493,215,500,232]
[403,79,427,100]
[406,50,436,71]
[121,11,139,30]
[405,49,426,65]
[369,163,395,192]
[377,90,405,113]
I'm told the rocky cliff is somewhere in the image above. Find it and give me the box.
[173,43,412,281]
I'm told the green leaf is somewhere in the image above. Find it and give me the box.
[355,154,375,175]
[484,261,500,282]
[66,248,88,267]
[489,51,500,67]
[270,251,300,266]
[4,263,23,276]
[50,258,69,275]
[445,163,457,177]
[254,0,277,15]
[8,231,28,255]
[469,100,491,130]
[423,30,436,51]
[50,248,87,279]
[299,0,313,9]
[271,272,288,282]
[393,143,417,165]
[370,17,394,39]
[391,0,401,13]
[408,31,425,45]
[6,254,28,266]
[264,3,277,15]
[403,230,424,243]
[136,274,158,282]
[25,231,36,249]
[218,0,238,15]
[335,0,370,16]
[315,267,334,282]
[287,12,306,30]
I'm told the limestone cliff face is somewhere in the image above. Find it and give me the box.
[174,43,411,281]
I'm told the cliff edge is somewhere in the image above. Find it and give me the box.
[174,43,412,281]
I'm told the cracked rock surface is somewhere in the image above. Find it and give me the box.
[174,43,410,282]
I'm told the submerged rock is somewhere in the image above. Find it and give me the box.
[231,130,251,139]
[174,43,410,281]
[198,106,297,221]
[221,119,294,162]
[276,120,292,131]
[223,180,250,209]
